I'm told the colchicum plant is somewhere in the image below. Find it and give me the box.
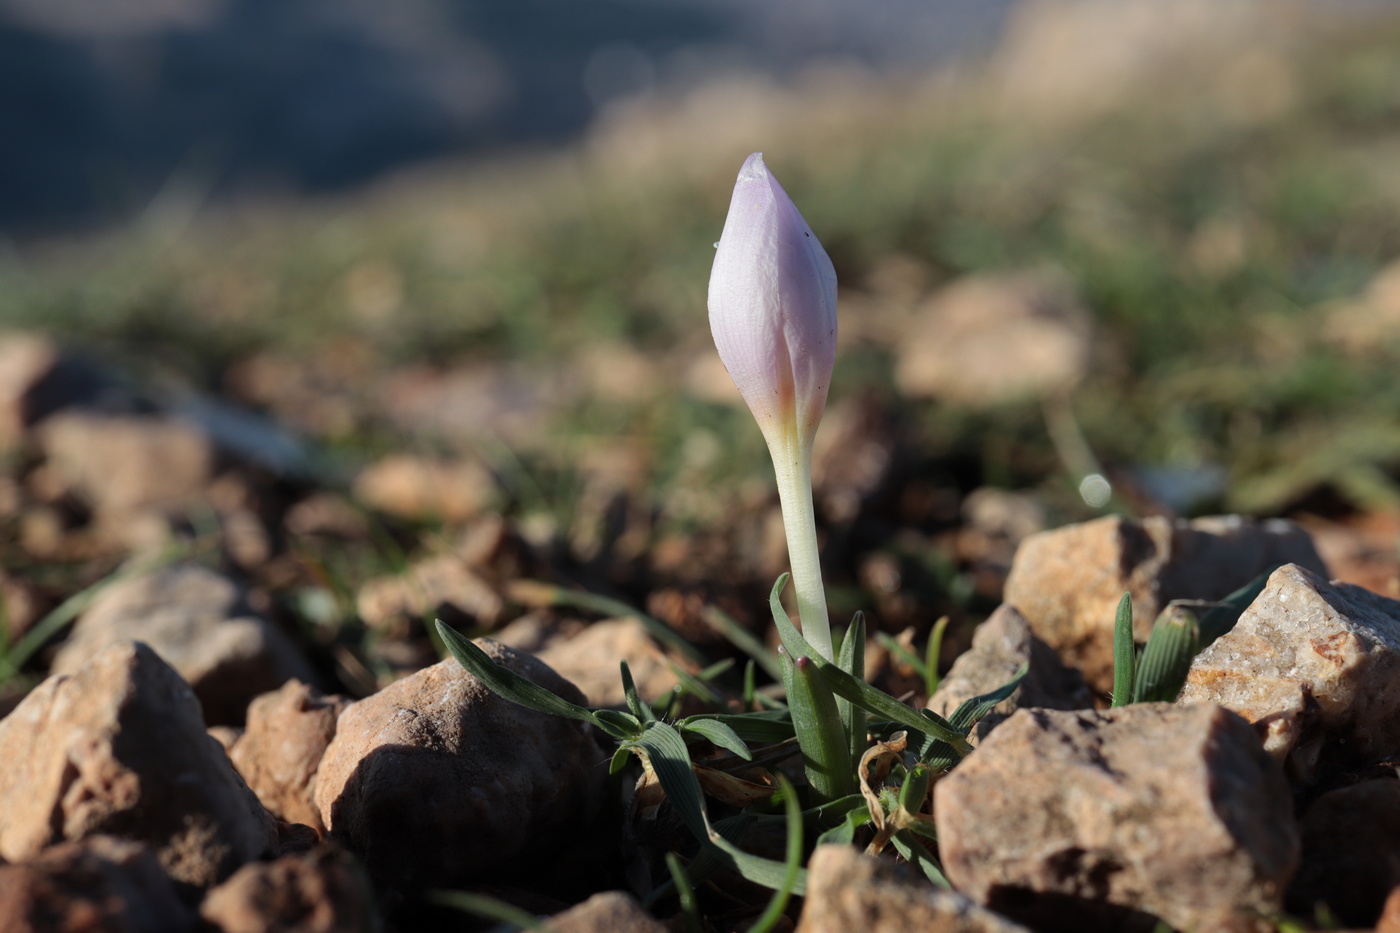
[435,153,1026,923]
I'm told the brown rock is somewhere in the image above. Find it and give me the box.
[230,681,351,833]
[199,845,375,933]
[51,564,316,726]
[353,453,494,524]
[0,333,113,452]
[927,604,1093,740]
[546,891,668,933]
[0,642,278,887]
[934,704,1298,933]
[0,836,195,933]
[1288,780,1400,927]
[1179,563,1400,782]
[527,618,680,708]
[894,272,1091,407]
[1004,514,1327,692]
[313,642,605,890]
[356,552,505,632]
[795,844,1032,933]
[1379,885,1400,933]
[37,412,215,516]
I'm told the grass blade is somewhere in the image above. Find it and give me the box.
[679,717,753,760]
[1198,567,1277,646]
[1132,602,1200,703]
[427,891,558,932]
[436,620,638,738]
[1110,592,1136,708]
[768,576,972,756]
[838,613,869,768]
[704,605,784,680]
[744,774,803,933]
[781,652,856,801]
[664,854,703,933]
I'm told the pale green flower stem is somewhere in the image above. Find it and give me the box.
[770,437,833,663]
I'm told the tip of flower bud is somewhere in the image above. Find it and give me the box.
[794,656,814,672]
[738,152,767,181]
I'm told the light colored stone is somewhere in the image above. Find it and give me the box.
[529,618,680,709]
[355,552,504,632]
[313,642,604,890]
[0,642,278,887]
[37,411,215,516]
[229,681,350,834]
[894,272,1091,407]
[935,704,1298,933]
[1004,514,1327,692]
[927,604,1093,740]
[547,891,668,933]
[0,836,194,933]
[51,564,316,726]
[353,453,494,524]
[795,844,1032,933]
[1179,563,1400,783]
[199,845,375,933]
[1288,780,1400,928]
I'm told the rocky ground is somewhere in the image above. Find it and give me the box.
[4,326,1400,933]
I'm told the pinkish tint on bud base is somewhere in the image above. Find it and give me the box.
[708,152,838,661]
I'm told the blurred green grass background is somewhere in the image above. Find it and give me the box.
[7,1,1400,524]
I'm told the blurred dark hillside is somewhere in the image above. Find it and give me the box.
[0,0,1014,235]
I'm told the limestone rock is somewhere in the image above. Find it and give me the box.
[352,453,494,524]
[524,617,680,709]
[934,704,1298,933]
[0,836,195,933]
[1288,780,1400,927]
[546,891,668,933]
[313,642,605,890]
[0,333,112,452]
[229,681,351,834]
[1179,563,1400,782]
[199,845,375,933]
[356,552,505,632]
[37,411,215,516]
[794,845,1032,933]
[1004,514,1326,692]
[927,604,1093,740]
[0,642,278,887]
[51,564,316,725]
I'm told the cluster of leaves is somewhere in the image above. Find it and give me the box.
[435,573,1025,930]
[1110,568,1276,708]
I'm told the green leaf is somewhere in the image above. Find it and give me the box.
[889,831,951,888]
[620,661,655,723]
[427,891,559,932]
[677,710,795,744]
[664,854,703,933]
[945,664,1028,731]
[838,612,869,769]
[925,615,950,696]
[815,806,872,846]
[628,720,712,843]
[781,651,856,800]
[435,621,637,738]
[679,718,753,760]
[768,576,972,757]
[1132,602,1201,704]
[743,774,803,933]
[1110,592,1136,708]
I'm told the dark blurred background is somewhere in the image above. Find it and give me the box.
[0,0,1016,234]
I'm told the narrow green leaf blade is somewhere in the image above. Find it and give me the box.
[629,720,711,843]
[435,621,621,732]
[743,774,803,933]
[890,831,951,888]
[620,660,656,723]
[838,612,869,768]
[679,718,753,760]
[1132,602,1201,704]
[678,710,794,744]
[782,652,856,801]
[769,576,971,756]
[1110,592,1136,708]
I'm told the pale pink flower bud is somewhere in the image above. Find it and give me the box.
[708,153,837,453]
